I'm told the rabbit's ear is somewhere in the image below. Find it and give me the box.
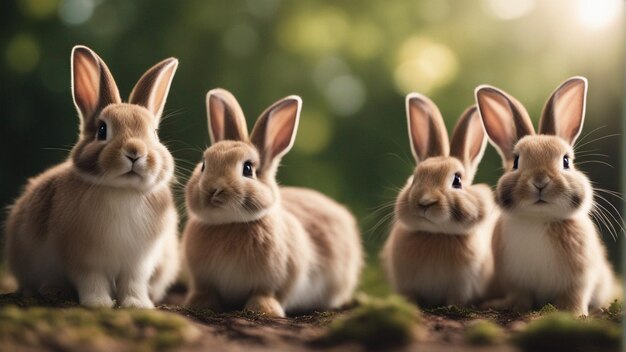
[450,106,487,181]
[206,88,249,143]
[250,96,301,173]
[538,77,587,145]
[71,45,121,124]
[475,85,534,162]
[406,93,449,163]
[129,57,178,125]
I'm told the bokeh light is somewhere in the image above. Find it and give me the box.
[4,34,40,74]
[484,0,535,20]
[576,0,623,29]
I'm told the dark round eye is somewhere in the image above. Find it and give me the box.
[563,155,570,169]
[97,121,107,140]
[243,161,253,178]
[513,155,519,170]
[452,173,462,189]
[201,161,205,172]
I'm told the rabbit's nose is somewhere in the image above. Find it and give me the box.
[123,139,147,162]
[418,198,438,208]
[208,188,225,205]
[532,175,551,191]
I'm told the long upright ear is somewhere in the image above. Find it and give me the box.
[449,106,487,182]
[406,93,449,163]
[71,45,121,126]
[475,85,534,163]
[538,76,587,145]
[129,57,178,125]
[250,96,301,173]
[206,88,249,144]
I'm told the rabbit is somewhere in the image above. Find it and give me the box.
[381,93,498,308]
[4,45,180,308]
[474,77,618,315]
[182,88,363,317]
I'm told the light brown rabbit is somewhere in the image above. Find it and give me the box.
[381,93,498,308]
[475,77,617,315]
[182,89,363,317]
[4,46,180,308]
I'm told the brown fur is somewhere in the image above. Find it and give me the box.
[183,89,363,316]
[5,46,180,308]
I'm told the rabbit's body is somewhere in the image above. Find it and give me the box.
[476,78,618,315]
[383,185,497,307]
[7,161,177,304]
[4,46,180,308]
[493,212,614,311]
[183,90,362,317]
[381,95,496,307]
[184,187,360,313]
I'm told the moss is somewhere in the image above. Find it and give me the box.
[425,305,478,319]
[0,305,200,351]
[538,304,558,315]
[464,320,504,345]
[601,300,622,323]
[513,312,620,352]
[315,294,421,348]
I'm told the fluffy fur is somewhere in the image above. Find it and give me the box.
[381,94,498,307]
[475,77,617,315]
[4,46,180,308]
[183,89,363,317]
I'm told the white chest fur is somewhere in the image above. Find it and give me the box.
[499,215,571,299]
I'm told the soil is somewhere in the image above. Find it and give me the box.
[0,285,556,352]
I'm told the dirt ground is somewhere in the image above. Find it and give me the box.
[5,282,604,352]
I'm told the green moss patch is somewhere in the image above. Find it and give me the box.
[314,295,421,349]
[0,305,200,351]
[513,312,620,352]
[601,300,622,323]
[464,319,504,345]
[424,305,479,319]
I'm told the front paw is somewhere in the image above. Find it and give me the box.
[245,295,285,317]
[120,296,155,309]
[81,295,115,308]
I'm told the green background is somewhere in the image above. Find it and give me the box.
[1,0,623,296]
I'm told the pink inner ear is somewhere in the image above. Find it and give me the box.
[466,111,486,162]
[407,97,449,161]
[554,83,585,144]
[209,95,226,142]
[266,101,298,158]
[477,90,517,157]
[73,52,101,117]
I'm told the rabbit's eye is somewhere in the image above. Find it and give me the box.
[243,161,254,178]
[97,121,107,141]
[452,173,462,189]
[563,155,570,169]
[201,161,205,172]
[513,155,519,170]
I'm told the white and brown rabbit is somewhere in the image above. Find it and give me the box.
[381,93,498,308]
[182,89,363,317]
[475,77,617,315]
[4,46,180,308]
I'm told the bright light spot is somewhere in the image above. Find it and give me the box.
[294,111,332,155]
[324,75,367,117]
[59,0,95,25]
[18,0,60,19]
[277,7,349,55]
[223,23,259,58]
[484,0,535,20]
[577,0,622,29]
[5,33,40,74]
[347,22,383,60]
[394,37,458,95]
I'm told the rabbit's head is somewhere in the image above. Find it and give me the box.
[395,94,490,234]
[69,46,178,191]
[475,77,593,220]
[186,89,301,224]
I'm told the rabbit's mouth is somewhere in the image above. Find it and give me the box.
[534,199,548,205]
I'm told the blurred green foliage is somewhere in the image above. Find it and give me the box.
[0,0,623,293]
